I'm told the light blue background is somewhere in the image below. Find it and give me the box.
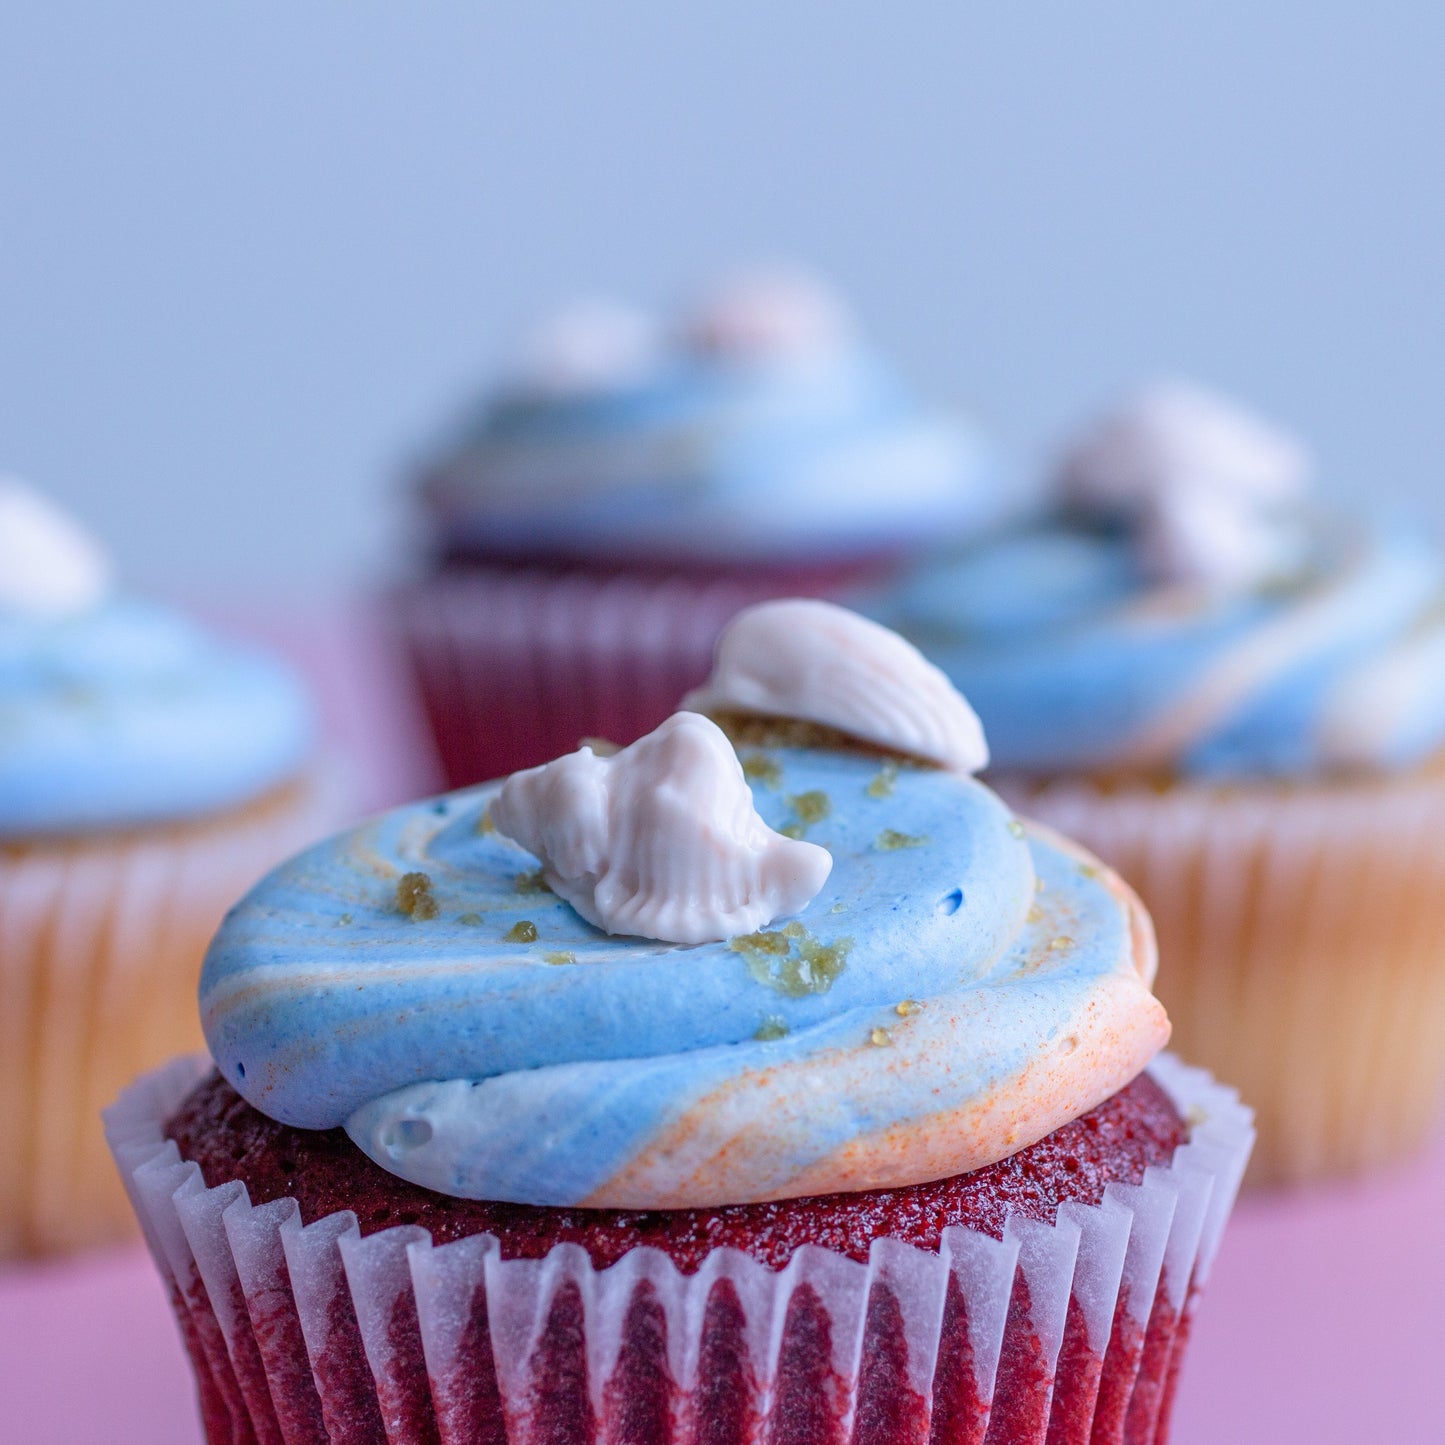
[2,3,1441,596]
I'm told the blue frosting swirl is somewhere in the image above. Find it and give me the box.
[419,348,988,564]
[873,516,1445,779]
[200,743,1166,1207]
[0,598,314,837]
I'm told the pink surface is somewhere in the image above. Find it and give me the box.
[2,603,1442,1442]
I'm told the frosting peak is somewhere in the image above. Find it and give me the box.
[491,712,832,944]
[685,599,990,773]
[0,476,111,618]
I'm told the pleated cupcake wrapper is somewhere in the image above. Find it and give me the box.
[0,768,342,1260]
[390,567,862,788]
[1005,768,1445,1187]
[105,1054,1252,1445]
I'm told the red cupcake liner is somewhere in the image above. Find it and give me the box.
[388,562,886,787]
[106,1056,1252,1445]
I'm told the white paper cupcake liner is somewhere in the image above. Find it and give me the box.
[0,767,342,1260]
[1005,767,1445,1185]
[389,565,871,788]
[106,1054,1252,1445]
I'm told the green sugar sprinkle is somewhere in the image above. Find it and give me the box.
[395,871,439,921]
[742,753,783,788]
[515,869,551,895]
[333,912,353,928]
[876,829,929,851]
[457,912,484,927]
[505,920,539,944]
[544,951,576,966]
[731,926,852,997]
[1007,819,1026,839]
[754,1016,790,1041]
[865,763,898,799]
[788,790,831,824]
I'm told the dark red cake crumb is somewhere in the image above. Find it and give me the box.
[166,1072,1183,1273]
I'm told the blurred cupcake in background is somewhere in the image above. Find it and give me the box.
[390,265,988,786]
[874,382,1445,1185]
[0,477,338,1256]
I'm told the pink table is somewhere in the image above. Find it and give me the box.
[3,604,1442,1442]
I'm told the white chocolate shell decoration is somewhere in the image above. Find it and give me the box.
[510,298,661,395]
[683,266,854,362]
[0,476,112,618]
[1058,381,1310,589]
[684,598,990,774]
[490,711,833,945]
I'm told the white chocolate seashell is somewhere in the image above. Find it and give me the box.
[1060,381,1308,511]
[0,476,111,618]
[684,599,989,774]
[1139,488,1301,592]
[1058,381,1310,589]
[511,299,661,395]
[683,266,854,361]
[490,711,832,945]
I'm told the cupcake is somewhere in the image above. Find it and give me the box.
[874,381,1445,1185]
[1,477,337,1257]
[108,601,1251,1444]
[389,266,988,787]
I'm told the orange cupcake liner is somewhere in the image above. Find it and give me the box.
[0,771,340,1258]
[1005,763,1445,1187]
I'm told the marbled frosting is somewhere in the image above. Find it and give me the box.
[875,384,1445,780]
[201,742,1165,1208]
[879,516,1445,780]
[417,271,987,565]
[0,597,313,837]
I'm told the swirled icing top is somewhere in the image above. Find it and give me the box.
[415,267,988,565]
[0,481,314,837]
[875,385,1445,779]
[201,605,1167,1208]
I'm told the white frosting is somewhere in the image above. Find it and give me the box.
[684,599,990,773]
[0,476,111,618]
[510,299,661,395]
[1059,382,1310,589]
[683,266,854,362]
[490,711,832,945]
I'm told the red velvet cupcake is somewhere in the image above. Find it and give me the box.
[108,603,1252,1443]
